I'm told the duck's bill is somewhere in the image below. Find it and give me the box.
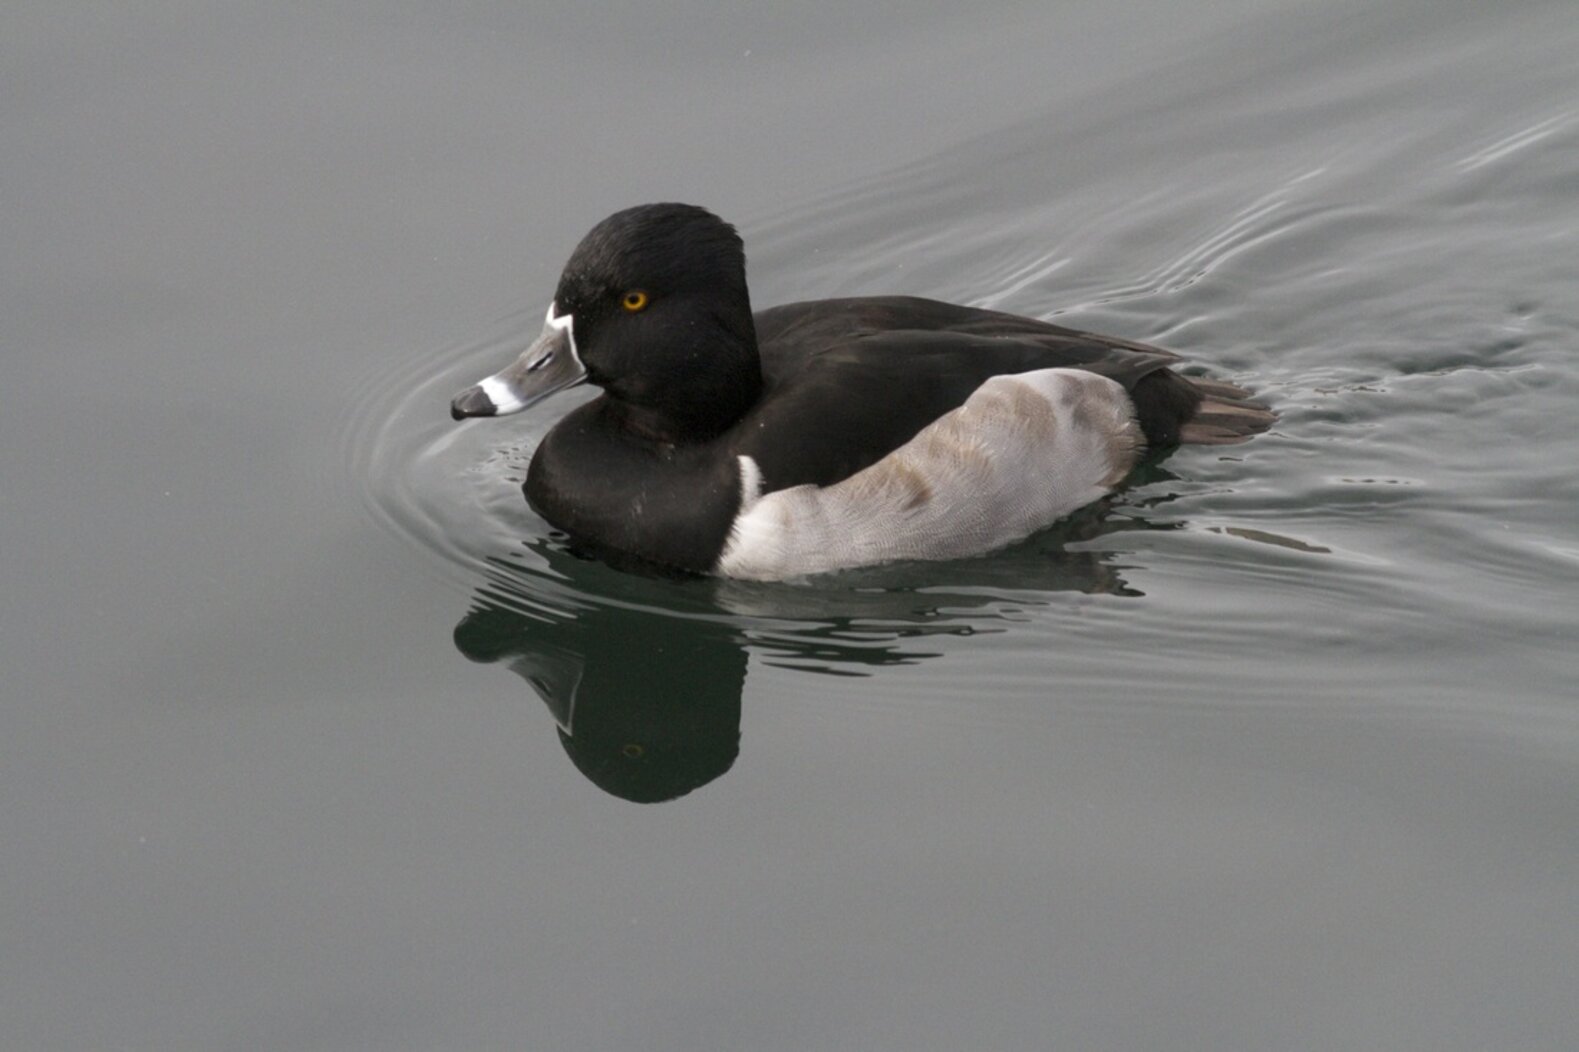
[450,308,584,420]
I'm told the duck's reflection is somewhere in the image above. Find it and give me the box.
[452,496,1170,802]
[454,581,746,804]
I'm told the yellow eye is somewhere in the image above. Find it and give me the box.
[621,290,649,313]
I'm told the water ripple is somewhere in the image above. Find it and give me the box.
[1456,109,1576,171]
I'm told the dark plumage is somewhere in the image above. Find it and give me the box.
[452,203,1273,577]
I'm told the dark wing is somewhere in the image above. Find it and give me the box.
[753,295,1185,366]
[734,296,1186,492]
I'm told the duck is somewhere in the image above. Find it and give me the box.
[450,203,1272,580]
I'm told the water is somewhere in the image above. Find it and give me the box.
[4,2,1577,1048]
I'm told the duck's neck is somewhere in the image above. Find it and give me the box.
[610,314,762,445]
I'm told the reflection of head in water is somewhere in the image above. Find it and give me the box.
[453,592,746,804]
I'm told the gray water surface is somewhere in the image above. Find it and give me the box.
[5,2,1578,1049]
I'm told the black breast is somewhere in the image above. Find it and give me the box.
[525,398,744,574]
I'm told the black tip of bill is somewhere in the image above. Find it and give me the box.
[450,386,498,420]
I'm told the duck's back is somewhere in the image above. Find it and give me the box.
[734,296,1232,495]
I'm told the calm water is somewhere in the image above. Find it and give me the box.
[5,2,1578,1048]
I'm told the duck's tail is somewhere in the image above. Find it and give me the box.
[1179,376,1275,445]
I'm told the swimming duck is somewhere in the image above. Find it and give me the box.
[451,203,1272,579]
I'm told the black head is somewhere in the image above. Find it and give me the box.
[553,203,761,441]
